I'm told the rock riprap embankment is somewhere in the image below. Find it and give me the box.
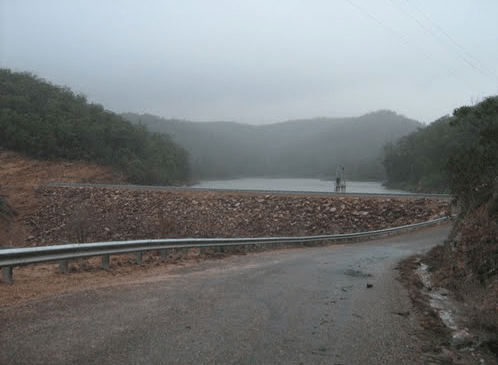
[25,186,449,245]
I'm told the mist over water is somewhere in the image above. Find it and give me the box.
[191,178,409,194]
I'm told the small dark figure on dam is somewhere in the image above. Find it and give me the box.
[335,164,346,192]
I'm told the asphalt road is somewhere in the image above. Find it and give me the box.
[1,225,451,365]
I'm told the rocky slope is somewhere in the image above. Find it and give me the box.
[1,150,449,248]
[21,186,448,246]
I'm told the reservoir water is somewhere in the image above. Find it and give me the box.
[191,178,409,195]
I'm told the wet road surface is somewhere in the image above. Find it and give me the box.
[1,225,450,364]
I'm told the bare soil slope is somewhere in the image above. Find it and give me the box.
[0,150,127,247]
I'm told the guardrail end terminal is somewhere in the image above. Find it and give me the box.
[2,267,13,284]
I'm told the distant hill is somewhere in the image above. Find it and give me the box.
[122,110,422,181]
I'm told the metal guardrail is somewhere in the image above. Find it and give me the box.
[0,216,451,284]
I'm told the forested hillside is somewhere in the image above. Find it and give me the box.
[0,69,190,185]
[383,115,457,192]
[122,110,422,181]
[421,97,498,345]
[383,96,498,194]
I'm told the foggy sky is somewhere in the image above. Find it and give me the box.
[1,0,497,125]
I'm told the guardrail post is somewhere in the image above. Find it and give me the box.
[136,251,142,265]
[102,254,110,269]
[160,249,168,260]
[59,260,68,273]
[2,267,13,284]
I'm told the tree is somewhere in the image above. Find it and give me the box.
[382,115,456,192]
[446,96,498,213]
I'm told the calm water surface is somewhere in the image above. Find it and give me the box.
[191,178,409,194]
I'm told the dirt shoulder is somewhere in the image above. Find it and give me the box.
[397,253,498,364]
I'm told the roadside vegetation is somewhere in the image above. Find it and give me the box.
[382,115,456,193]
[392,96,498,356]
[383,96,498,197]
[0,68,191,185]
[434,97,498,342]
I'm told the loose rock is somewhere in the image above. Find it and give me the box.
[22,186,449,246]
